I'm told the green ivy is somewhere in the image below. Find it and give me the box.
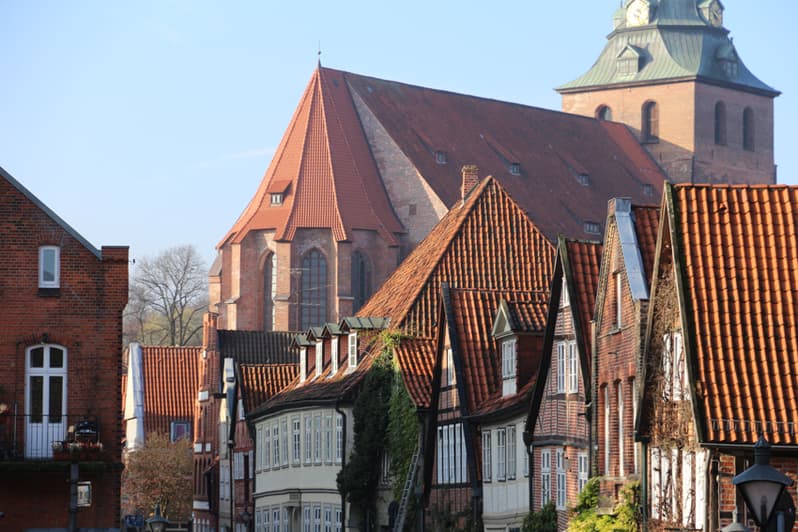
[567,478,640,532]
[522,501,558,532]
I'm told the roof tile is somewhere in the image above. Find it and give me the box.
[140,346,201,436]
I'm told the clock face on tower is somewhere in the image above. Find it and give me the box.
[626,0,650,27]
[708,2,723,27]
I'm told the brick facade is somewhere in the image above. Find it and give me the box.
[0,168,128,531]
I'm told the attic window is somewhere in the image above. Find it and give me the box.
[510,163,521,176]
[270,193,283,205]
[643,184,655,197]
[435,151,448,165]
[577,173,590,186]
[584,222,601,235]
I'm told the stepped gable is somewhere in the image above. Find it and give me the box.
[632,204,661,284]
[559,0,778,96]
[445,287,549,418]
[339,68,666,242]
[140,346,201,436]
[563,239,604,359]
[239,364,298,414]
[218,330,299,364]
[219,66,403,248]
[666,184,798,444]
[357,176,556,339]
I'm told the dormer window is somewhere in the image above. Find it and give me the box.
[315,341,323,378]
[584,222,601,235]
[509,163,521,176]
[270,193,283,205]
[435,150,448,165]
[577,173,590,187]
[300,347,307,383]
[39,246,60,288]
[347,332,358,369]
[330,337,339,375]
[501,338,517,396]
[616,45,643,79]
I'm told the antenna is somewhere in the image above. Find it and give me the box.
[317,41,322,66]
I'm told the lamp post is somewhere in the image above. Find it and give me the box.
[732,436,794,530]
[239,508,252,532]
[146,503,169,532]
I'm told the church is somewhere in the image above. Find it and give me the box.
[208,0,777,336]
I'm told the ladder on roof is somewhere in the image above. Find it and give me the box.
[393,442,421,532]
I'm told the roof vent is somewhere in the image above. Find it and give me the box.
[435,150,448,165]
[643,183,655,197]
[577,173,590,186]
[461,165,480,202]
[583,221,601,235]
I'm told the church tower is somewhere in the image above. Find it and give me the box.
[559,0,780,185]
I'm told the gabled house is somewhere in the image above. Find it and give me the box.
[433,285,548,531]
[592,198,659,501]
[526,238,602,530]
[637,183,798,531]
[0,166,128,531]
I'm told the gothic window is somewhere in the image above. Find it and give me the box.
[596,105,612,121]
[351,251,372,313]
[714,101,727,145]
[642,101,659,142]
[264,253,277,331]
[743,107,755,151]
[300,250,327,331]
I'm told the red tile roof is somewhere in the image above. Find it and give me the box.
[394,338,437,409]
[563,239,603,359]
[632,205,660,284]
[446,287,548,415]
[341,68,667,242]
[358,176,556,339]
[140,346,201,437]
[239,364,298,414]
[220,67,403,248]
[669,184,798,444]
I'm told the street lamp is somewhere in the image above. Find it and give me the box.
[732,436,794,528]
[146,503,170,532]
[239,508,253,532]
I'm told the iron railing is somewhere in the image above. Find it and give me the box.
[0,410,101,461]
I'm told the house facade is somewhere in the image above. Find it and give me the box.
[638,183,798,531]
[526,238,602,530]
[0,166,128,531]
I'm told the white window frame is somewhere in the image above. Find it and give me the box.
[281,418,289,467]
[324,414,333,464]
[618,381,625,476]
[568,341,578,393]
[556,448,566,510]
[335,414,343,464]
[330,336,339,374]
[556,342,566,393]
[446,348,455,386]
[323,505,332,532]
[482,430,492,482]
[303,505,312,532]
[501,338,516,379]
[300,347,307,383]
[632,377,639,474]
[335,507,342,532]
[272,423,280,467]
[304,415,313,465]
[264,507,271,530]
[436,423,466,484]
[507,425,517,480]
[313,505,322,532]
[347,333,358,368]
[38,246,60,288]
[315,341,323,378]
[25,343,68,459]
[273,507,281,532]
[314,414,322,465]
[541,449,551,506]
[292,417,301,465]
[615,271,623,329]
[578,452,589,493]
[560,278,569,307]
[604,385,610,475]
[497,427,506,481]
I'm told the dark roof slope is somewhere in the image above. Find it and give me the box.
[218,330,299,364]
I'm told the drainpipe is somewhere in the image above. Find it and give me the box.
[640,437,649,532]
[335,402,347,530]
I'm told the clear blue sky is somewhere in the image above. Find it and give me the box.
[1,1,794,268]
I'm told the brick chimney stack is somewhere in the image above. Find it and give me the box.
[461,165,480,202]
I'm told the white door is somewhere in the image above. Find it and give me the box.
[25,345,67,458]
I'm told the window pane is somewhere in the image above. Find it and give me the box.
[50,347,64,368]
[49,376,63,422]
[41,248,56,282]
[31,347,44,368]
[301,250,327,330]
[30,376,43,423]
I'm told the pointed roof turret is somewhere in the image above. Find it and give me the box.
[220,67,404,248]
[559,0,778,96]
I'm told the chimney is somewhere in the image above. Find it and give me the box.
[461,165,479,203]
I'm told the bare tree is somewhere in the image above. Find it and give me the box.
[124,245,208,346]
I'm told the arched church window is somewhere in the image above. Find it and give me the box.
[743,107,755,151]
[714,102,727,145]
[263,253,277,331]
[596,105,613,121]
[351,251,372,313]
[300,249,327,331]
[642,101,659,142]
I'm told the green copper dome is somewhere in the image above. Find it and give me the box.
[558,0,778,96]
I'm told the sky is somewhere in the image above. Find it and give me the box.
[1,1,794,269]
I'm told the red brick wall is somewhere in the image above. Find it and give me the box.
[0,175,128,529]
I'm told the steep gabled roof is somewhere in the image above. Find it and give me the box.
[633,204,661,284]
[140,346,201,436]
[220,67,403,248]
[563,239,604,362]
[341,68,666,242]
[238,364,298,414]
[444,287,548,417]
[666,183,798,444]
[358,176,556,339]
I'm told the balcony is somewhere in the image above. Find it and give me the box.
[0,411,104,462]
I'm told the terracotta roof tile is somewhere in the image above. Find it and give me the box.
[140,346,201,436]
[394,339,437,409]
[632,205,660,284]
[505,300,549,333]
[671,184,798,444]
[563,239,603,358]
[239,364,298,414]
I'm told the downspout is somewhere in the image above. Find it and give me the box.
[640,436,649,532]
[335,401,347,530]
